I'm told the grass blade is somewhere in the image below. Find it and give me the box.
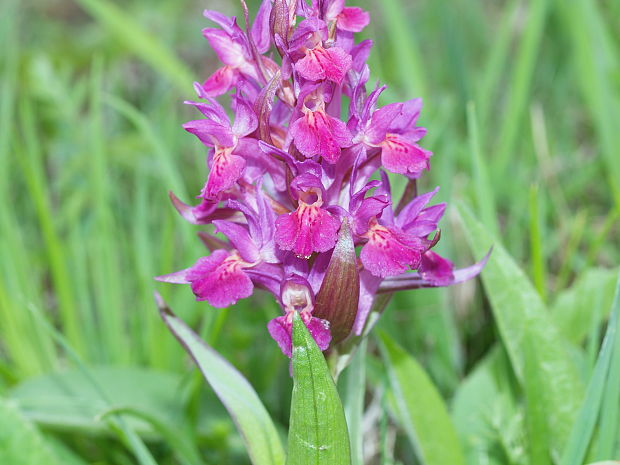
[377,331,466,465]
[593,272,620,460]
[495,0,549,173]
[74,0,194,92]
[466,101,499,237]
[156,294,285,465]
[340,338,367,465]
[561,272,620,465]
[287,311,351,465]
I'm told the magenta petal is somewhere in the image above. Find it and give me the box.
[202,28,246,66]
[201,66,237,98]
[365,103,403,144]
[212,220,260,263]
[231,95,258,137]
[352,270,382,335]
[290,110,352,162]
[378,249,492,293]
[202,151,246,199]
[183,118,234,147]
[275,204,341,258]
[295,45,352,83]
[251,0,272,53]
[268,315,292,358]
[381,135,431,176]
[186,251,253,307]
[360,225,424,278]
[169,192,218,225]
[306,317,332,351]
[268,313,332,358]
[337,7,370,32]
[419,251,454,285]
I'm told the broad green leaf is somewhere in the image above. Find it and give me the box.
[561,273,620,465]
[523,333,552,465]
[451,347,520,465]
[377,331,466,465]
[157,295,285,465]
[458,203,583,453]
[0,398,87,465]
[287,311,351,465]
[10,367,188,436]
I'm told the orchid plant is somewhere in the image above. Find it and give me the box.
[155,0,486,367]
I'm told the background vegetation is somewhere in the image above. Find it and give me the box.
[1,0,619,463]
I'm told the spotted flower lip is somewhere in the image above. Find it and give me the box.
[156,0,488,359]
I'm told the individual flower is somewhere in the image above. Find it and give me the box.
[267,276,331,358]
[275,173,341,258]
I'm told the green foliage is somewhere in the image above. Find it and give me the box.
[287,312,351,465]
[378,331,466,465]
[158,296,285,465]
[10,367,187,434]
[458,204,583,454]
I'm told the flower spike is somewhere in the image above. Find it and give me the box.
[156,0,488,359]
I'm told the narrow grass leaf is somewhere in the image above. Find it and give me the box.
[528,184,547,301]
[377,330,466,465]
[466,101,498,237]
[375,0,426,97]
[339,338,367,465]
[495,0,549,173]
[156,293,285,465]
[457,203,583,453]
[555,0,620,207]
[594,272,620,460]
[74,0,193,92]
[560,273,620,465]
[287,311,351,465]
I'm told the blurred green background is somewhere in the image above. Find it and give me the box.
[1,0,619,463]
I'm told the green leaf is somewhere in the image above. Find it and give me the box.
[451,347,520,465]
[0,398,87,465]
[10,366,188,436]
[457,203,583,453]
[287,311,351,465]
[377,331,466,465]
[157,294,285,465]
[523,333,552,465]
